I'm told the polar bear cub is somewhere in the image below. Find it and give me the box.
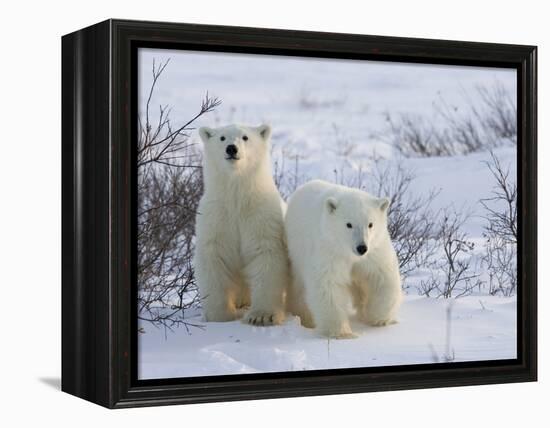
[194,124,288,326]
[285,180,402,338]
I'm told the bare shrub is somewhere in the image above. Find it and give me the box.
[480,151,518,296]
[420,208,483,298]
[331,123,357,158]
[383,113,453,157]
[418,276,440,298]
[480,151,517,244]
[298,87,346,110]
[138,166,203,329]
[484,234,517,296]
[385,81,516,157]
[434,96,487,154]
[476,84,517,142]
[137,59,220,330]
[272,143,309,200]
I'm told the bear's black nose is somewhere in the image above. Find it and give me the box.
[226,144,238,157]
[356,244,368,255]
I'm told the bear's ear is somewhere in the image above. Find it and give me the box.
[198,127,215,142]
[326,197,338,214]
[379,197,390,212]
[256,124,272,141]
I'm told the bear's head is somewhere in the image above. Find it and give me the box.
[198,124,272,175]
[321,190,390,259]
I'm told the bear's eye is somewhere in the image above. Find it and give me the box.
[368,222,373,228]
[242,135,248,141]
[346,223,352,229]
[220,136,226,141]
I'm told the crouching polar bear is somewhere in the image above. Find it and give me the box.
[194,124,288,325]
[285,180,402,338]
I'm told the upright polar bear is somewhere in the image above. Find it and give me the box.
[285,180,402,338]
[194,124,288,325]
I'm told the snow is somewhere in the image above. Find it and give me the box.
[139,295,516,379]
[137,48,517,380]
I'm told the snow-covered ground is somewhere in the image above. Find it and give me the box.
[137,48,517,380]
[139,295,516,379]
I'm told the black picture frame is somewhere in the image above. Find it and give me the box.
[61,19,537,408]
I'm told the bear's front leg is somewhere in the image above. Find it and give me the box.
[307,277,357,339]
[350,281,369,323]
[242,248,287,326]
[195,247,240,322]
[361,270,402,327]
[287,273,315,328]
[364,288,402,326]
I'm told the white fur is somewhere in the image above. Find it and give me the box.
[194,124,288,325]
[285,180,402,338]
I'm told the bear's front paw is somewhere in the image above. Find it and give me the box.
[320,323,358,339]
[333,331,359,339]
[244,309,285,326]
[298,313,315,329]
[368,318,397,327]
